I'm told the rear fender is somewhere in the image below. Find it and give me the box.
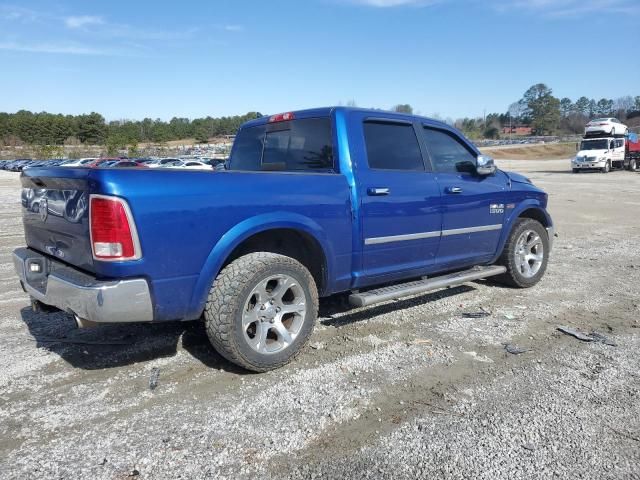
[186,212,334,320]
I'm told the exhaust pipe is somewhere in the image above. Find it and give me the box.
[74,314,99,329]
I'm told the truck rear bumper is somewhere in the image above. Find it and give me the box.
[13,247,153,324]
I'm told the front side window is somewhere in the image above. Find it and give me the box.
[229,118,334,172]
[423,128,477,174]
[363,121,424,171]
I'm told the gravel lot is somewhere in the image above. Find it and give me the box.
[1,162,639,479]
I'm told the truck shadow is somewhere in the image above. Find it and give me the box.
[19,284,478,371]
[319,285,476,327]
[19,307,248,373]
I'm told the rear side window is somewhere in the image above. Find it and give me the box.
[363,122,424,171]
[230,118,334,172]
[423,128,477,174]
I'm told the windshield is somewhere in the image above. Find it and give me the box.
[580,140,608,150]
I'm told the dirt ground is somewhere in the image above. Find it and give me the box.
[1,161,639,479]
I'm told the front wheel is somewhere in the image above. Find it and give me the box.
[204,252,318,372]
[494,218,549,288]
[601,161,610,173]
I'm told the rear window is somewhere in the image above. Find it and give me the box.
[229,118,334,172]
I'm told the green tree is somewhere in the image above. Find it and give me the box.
[392,104,413,114]
[78,112,106,144]
[559,98,573,117]
[574,96,590,116]
[521,84,561,135]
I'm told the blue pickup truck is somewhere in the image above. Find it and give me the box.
[13,107,554,371]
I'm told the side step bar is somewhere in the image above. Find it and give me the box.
[348,265,507,308]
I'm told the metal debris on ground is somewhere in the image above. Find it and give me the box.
[557,326,616,346]
[149,368,160,391]
[503,343,530,355]
[462,307,491,318]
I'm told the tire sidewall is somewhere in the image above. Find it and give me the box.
[229,260,317,368]
[506,220,549,287]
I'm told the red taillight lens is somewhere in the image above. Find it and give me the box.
[268,112,295,123]
[90,196,139,260]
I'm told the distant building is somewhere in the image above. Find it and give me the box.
[502,126,533,136]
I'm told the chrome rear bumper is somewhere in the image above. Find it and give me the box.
[13,247,153,324]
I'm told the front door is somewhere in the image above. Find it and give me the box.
[354,118,442,284]
[421,125,507,268]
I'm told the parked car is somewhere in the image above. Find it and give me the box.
[147,158,181,168]
[170,160,211,170]
[13,107,554,372]
[585,118,628,137]
[62,158,98,167]
[110,161,146,168]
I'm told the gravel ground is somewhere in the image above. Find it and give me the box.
[0,161,639,479]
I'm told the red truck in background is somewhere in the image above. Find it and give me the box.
[625,133,640,171]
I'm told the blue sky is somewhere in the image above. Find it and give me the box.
[1,0,638,121]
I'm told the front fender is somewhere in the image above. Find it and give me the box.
[185,212,335,320]
[491,200,552,263]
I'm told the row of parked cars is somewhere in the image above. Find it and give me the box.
[0,157,226,172]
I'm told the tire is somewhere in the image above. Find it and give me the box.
[631,160,638,172]
[204,252,318,372]
[611,128,615,137]
[494,218,549,288]
[601,161,610,174]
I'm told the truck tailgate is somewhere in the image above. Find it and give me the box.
[20,168,94,272]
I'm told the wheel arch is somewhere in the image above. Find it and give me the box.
[492,201,552,263]
[186,213,333,320]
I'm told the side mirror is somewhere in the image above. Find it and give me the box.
[476,155,497,176]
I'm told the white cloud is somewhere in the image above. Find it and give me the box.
[64,15,104,29]
[0,40,113,55]
[493,0,640,16]
[224,24,244,32]
[346,0,441,6]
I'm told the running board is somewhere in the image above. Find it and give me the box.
[348,265,507,308]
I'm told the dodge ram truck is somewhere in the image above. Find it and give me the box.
[13,107,554,371]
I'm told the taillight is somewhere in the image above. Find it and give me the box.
[90,195,141,261]
[268,112,295,123]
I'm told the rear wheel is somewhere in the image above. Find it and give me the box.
[611,128,616,137]
[495,218,549,288]
[204,252,318,372]
[631,159,638,172]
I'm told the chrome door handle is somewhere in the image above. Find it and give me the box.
[446,187,463,194]
[367,187,390,196]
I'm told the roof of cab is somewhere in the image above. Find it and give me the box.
[240,107,451,130]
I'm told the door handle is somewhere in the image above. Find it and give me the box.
[446,187,463,194]
[367,187,390,196]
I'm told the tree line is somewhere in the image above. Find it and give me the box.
[453,85,640,139]
[0,110,263,148]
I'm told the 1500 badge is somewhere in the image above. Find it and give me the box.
[490,203,504,214]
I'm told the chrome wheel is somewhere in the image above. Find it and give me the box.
[242,274,307,355]
[515,229,544,278]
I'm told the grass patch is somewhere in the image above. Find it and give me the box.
[482,143,576,160]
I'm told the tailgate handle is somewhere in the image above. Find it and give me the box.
[367,187,390,196]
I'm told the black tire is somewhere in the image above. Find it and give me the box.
[572,168,579,173]
[494,218,549,288]
[601,161,610,173]
[204,252,318,372]
[631,160,638,172]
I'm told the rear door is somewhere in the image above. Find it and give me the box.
[352,115,441,283]
[421,125,507,268]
